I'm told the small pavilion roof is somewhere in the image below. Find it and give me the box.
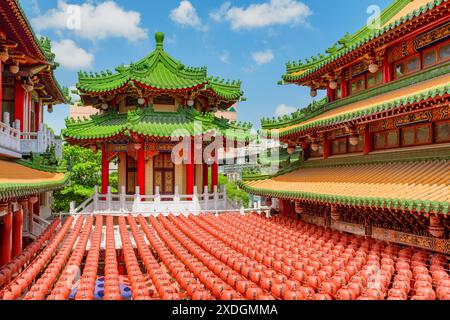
[0,160,68,200]
[77,32,244,102]
[240,147,450,215]
[63,106,253,142]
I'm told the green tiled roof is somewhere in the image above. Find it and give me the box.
[63,106,252,141]
[77,32,243,101]
[282,0,445,83]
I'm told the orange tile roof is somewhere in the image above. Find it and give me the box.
[242,159,450,213]
[0,160,65,185]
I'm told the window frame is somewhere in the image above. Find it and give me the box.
[434,119,450,144]
[331,137,348,155]
[400,123,433,147]
[373,129,400,150]
[349,74,366,95]
[393,53,421,79]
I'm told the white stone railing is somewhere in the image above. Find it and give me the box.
[23,213,51,238]
[21,123,63,159]
[0,114,21,155]
[70,185,244,216]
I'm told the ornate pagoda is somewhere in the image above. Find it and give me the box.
[0,0,68,268]
[65,32,250,205]
[241,0,450,254]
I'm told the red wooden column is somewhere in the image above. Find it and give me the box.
[0,61,3,121]
[186,139,195,196]
[137,145,146,196]
[327,86,335,102]
[211,150,219,192]
[34,102,40,132]
[323,136,331,160]
[363,126,373,155]
[14,80,25,131]
[101,144,109,194]
[0,206,13,266]
[383,58,393,84]
[12,208,23,258]
[340,76,349,99]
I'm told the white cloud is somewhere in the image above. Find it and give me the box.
[211,0,312,30]
[252,50,274,65]
[170,1,207,31]
[275,104,297,117]
[52,39,93,70]
[219,51,230,64]
[32,1,147,42]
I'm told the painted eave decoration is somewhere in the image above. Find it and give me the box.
[282,0,448,84]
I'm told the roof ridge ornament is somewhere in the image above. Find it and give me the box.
[155,32,165,50]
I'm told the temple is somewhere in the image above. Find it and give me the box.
[64,32,250,214]
[241,0,450,255]
[0,0,67,269]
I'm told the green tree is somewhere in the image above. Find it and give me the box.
[52,145,102,213]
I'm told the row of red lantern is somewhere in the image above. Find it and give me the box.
[137,215,193,299]
[47,217,95,300]
[210,212,446,300]
[103,216,121,300]
[148,216,217,300]
[128,215,179,299]
[23,217,85,300]
[157,215,262,300]
[75,216,104,300]
[1,217,75,300]
[0,218,60,290]
[118,216,152,300]
[165,215,277,300]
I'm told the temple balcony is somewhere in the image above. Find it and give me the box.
[69,185,257,216]
[0,116,22,158]
[20,123,63,160]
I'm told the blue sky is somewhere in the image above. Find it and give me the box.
[21,0,391,134]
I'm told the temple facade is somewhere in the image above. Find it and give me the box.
[64,32,250,206]
[0,0,67,268]
[241,0,450,254]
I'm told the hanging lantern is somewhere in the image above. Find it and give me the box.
[134,142,142,150]
[295,202,304,214]
[10,61,19,74]
[349,135,360,146]
[101,103,109,110]
[0,48,9,62]
[266,197,272,207]
[310,88,317,98]
[429,216,445,238]
[329,80,338,90]
[368,62,379,74]
[311,142,319,152]
[137,98,146,105]
[47,105,53,113]
[187,99,195,107]
[287,145,296,155]
[90,145,98,153]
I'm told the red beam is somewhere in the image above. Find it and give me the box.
[101,144,109,195]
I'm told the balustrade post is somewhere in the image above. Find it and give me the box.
[93,185,99,213]
[203,186,209,210]
[107,186,112,212]
[69,202,75,214]
[134,186,141,212]
[155,186,161,213]
[213,185,218,211]
[37,123,45,153]
[120,186,126,213]
[14,119,20,151]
